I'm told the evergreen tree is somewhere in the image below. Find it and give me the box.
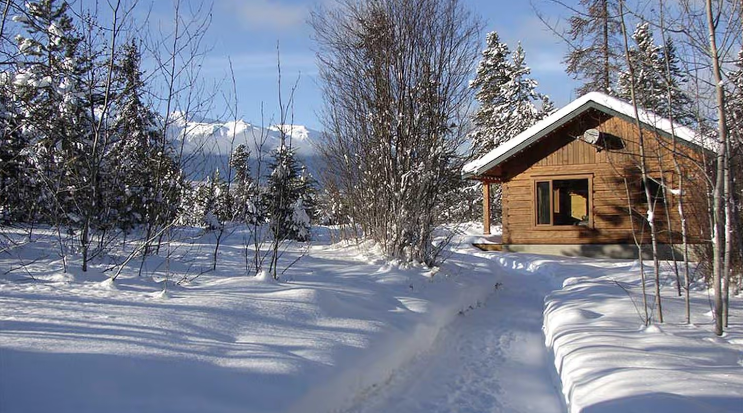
[469,33,553,227]
[507,43,553,135]
[0,78,30,223]
[470,32,552,158]
[229,143,260,223]
[11,0,90,224]
[726,50,743,268]
[188,170,230,230]
[618,22,663,107]
[564,0,623,96]
[108,40,182,231]
[728,51,743,139]
[617,22,693,125]
[469,31,512,156]
[264,144,312,241]
[660,39,693,126]
[297,166,319,222]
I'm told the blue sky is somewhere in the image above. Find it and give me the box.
[144,0,580,130]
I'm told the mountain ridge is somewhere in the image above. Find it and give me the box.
[167,114,323,181]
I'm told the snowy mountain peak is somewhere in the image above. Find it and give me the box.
[268,124,313,141]
[166,114,322,180]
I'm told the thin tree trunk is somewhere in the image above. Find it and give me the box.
[705,0,728,337]
[81,0,122,273]
[659,0,691,319]
[656,146,681,296]
[619,0,662,323]
[212,228,223,271]
[625,178,649,325]
[0,0,11,41]
[602,0,611,92]
[722,129,732,327]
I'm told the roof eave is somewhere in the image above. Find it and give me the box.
[467,100,598,178]
[465,96,709,180]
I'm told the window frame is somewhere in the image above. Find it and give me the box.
[532,174,594,229]
[641,176,667,207]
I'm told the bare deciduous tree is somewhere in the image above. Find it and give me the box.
[311,0,480,265]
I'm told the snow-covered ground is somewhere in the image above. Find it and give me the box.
[1,225,741,413]
[543,258,743,413]
[349,250,566,413]
[0,225,495,413]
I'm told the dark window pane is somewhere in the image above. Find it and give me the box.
[536,181,551,224]
[641,178,665,205]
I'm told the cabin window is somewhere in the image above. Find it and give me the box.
[534,177,591,227]
[536,182,551,224]
[641,177,666,205]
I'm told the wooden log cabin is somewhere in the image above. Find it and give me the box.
[463,92,710,259]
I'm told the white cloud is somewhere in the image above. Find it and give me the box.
[222,0,309,31]
[202,51,317,78]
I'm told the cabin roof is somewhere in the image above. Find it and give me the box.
[462,92,708,179]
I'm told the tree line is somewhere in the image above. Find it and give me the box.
[0,0,316,280]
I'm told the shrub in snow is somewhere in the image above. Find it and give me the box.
[264,144,315,241]
[184,170,231,230]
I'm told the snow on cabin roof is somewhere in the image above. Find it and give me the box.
[462,91,708,179]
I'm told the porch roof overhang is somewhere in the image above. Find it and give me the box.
[462,91,708,180]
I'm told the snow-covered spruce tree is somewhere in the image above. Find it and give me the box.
[264,143,311,243]
[108,39,183,234]
[10,0,92,227]
[0,75,31,224]
[11,0,116,273]
[229,143,260,223]
[189,170,230,230]
[261,139,313,279]
[297,165,319,222]
[564,0,623,96]
[469,31,512,156]
[726,50,743,267]
[312,0,480,265]
[470,33,552,157]
[617,22,693,125]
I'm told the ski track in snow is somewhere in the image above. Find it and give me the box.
[349,264,565,413]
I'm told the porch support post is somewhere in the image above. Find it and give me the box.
[482,181,491,235]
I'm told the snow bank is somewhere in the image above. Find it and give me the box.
[471,249,742,413]
[542,261,743,413]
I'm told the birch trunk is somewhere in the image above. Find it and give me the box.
[705,0,728,336]
[619,0,663,323]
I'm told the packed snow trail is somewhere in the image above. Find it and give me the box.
[349,256,566,413]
